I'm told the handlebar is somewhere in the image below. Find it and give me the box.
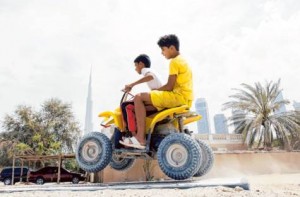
[120,90,134,105]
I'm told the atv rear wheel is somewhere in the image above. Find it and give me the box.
[76,132,112,172]
[193,139,214,177]
[157,133,202,180]
[109,154,136,171]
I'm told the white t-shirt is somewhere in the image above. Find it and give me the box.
[141,68,162,90]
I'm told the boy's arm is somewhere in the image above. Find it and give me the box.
[124,75,154,92]
[156,75,176,91]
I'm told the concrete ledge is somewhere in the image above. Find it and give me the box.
[103,151,300,182]
[206,151,300,178]
[0,177,250,193]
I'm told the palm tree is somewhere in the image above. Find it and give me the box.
[223,79,300,150]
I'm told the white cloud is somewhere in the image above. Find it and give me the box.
[0,0,300,134]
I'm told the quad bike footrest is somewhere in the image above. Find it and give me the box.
[114,148,147,153]
[114,148,153,159]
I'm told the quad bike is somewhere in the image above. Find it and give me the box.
[76,91,214,180]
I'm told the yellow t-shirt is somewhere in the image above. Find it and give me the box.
[169,55,193,101]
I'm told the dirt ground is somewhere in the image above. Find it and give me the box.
[0,173,300,197]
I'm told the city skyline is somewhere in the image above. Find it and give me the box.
[275,91,287,114]
[194,90,300,134]
[293,101,300,111]
[214,114,229,134]
[0,1,300,133]
[195,98,211,134]
[84,68,94,136]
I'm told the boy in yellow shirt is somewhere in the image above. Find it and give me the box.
[120,34,194,149]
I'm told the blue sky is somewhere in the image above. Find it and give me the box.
[0,0,300,133]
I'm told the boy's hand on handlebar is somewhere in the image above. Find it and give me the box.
[124,84,133,92]
[120,89,135,98]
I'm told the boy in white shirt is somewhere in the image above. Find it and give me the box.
[124,54,162,92]
[120,54,162,142]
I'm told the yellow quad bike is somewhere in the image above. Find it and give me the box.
[76,92,214,180]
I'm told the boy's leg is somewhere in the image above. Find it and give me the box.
[120,101,133,132]
[133,92,154,145]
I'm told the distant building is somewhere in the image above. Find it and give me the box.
[274,91,287,114]
[195,98,211,134]
[293,101,300,111]
[84,69,94,136]
[231,109,246,134]
[214,114,229,134]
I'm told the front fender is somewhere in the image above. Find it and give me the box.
[98,108,124,131]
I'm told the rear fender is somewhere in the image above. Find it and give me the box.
[181,112,202,125]
[147,105,189,133]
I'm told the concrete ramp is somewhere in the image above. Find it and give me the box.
[104,177,250,190]
[0,177,249,193]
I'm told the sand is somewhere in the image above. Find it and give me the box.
[0,173,300,197]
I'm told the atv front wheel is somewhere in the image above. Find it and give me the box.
[76,132,112,172]
[157,133,202,180]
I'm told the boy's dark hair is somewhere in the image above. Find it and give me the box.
[134,54,151,68]
[157,34,180,51]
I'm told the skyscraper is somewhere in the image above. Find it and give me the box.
[84,68,94,136]
[195,98,211,134]
[231,109,246,134]
[214,114,229,134]
[274,91,287,114]
[293,101,300,111]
